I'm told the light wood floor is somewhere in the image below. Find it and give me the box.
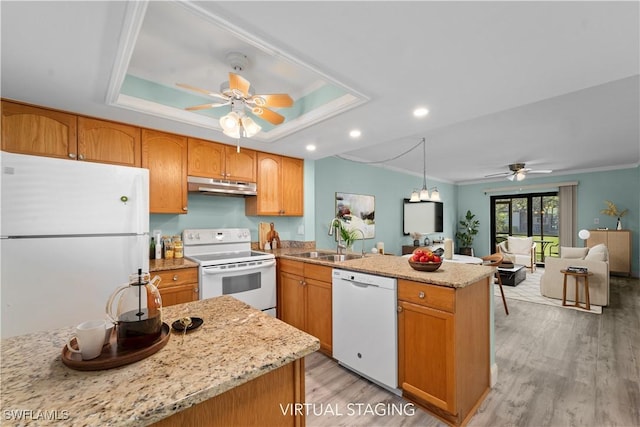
[305,275,639,427]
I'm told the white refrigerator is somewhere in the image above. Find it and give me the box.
[1,152,149,338]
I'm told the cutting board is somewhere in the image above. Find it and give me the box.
[259,222,271,250]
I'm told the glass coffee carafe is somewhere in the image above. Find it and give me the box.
[106,269,163,350]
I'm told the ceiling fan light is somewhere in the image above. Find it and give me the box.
[222,127,240,139]
[409,190,420,202]
[419,188,430,201]
[430,188,441,201]
[516,172,526,181]
[240,116,261,138]
[220,112,240,132]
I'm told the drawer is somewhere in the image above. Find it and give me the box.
[154,268,198,288]
[278,258,304,276]
[304,263,332,282]
[398,279,455,313]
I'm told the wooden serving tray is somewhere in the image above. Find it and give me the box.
[61,323,170,371]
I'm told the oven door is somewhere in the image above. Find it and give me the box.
[200,259,276,316]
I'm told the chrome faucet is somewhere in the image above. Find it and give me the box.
[352,228,366,257]
[328,218,346,255]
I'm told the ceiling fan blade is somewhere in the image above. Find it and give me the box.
[528,169,553,174]
[228,72,251,98]
[252,107,285,125]
[484,172,511,178]
[185,101,230,111]
[252,93,294,108]
[176,83,229,100]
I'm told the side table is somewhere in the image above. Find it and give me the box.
[560,270,594,310]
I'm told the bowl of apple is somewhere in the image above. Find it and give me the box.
[408,249,442,272]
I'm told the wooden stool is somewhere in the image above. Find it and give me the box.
[560,270,594,310]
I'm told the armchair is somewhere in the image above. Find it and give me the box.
[540,244,609,306]
[497,236,536,272]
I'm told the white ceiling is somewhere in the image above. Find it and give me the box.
[2,1,638,184]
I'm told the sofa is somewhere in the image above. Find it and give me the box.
[497,236,536,272]
[539,244,609,306]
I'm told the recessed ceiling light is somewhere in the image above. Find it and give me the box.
[306,144,316,152]
[413,107,429,118]
[349,129,362,138]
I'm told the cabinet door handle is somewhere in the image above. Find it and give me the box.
[78,154,85,160]
[418,291,425,299]
[68,153,77,159]
[397,306,403,313]
[173,275,178,281]
[183,207,188,211]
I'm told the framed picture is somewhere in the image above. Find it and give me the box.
[335,192,375,239]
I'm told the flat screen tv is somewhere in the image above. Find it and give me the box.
[403,199,444,235]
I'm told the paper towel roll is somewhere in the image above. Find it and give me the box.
[444,238,453,260]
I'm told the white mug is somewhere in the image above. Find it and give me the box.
[66,319,107,360]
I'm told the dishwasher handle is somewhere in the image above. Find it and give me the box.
[342,278,379,288]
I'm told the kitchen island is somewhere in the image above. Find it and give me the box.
[0,296,319,426]
[275,249,494,427]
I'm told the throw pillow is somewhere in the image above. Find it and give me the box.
[560,246,588,259]
[508,236,533,254]
[585,243,608,262]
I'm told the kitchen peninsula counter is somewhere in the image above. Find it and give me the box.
[276,250,494,288]
[0,296,319,426]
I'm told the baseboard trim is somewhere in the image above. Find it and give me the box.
[490,363,498,387]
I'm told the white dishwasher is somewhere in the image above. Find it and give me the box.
[332,268,400,394]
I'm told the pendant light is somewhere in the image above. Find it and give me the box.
[410,138,431,202]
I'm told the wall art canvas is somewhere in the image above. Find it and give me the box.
[335,192,375,239]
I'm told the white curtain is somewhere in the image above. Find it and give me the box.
[559,184,577,247]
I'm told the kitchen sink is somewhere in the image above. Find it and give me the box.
[319,254,363,262]
[289,251,323,258]
[288,252,364,262]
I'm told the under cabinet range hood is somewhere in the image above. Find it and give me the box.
[187,176,257,196]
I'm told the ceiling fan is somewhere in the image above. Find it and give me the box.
[485,163,553,181]
[176,53,293,138]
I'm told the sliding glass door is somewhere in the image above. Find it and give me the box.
[491,192,558,264]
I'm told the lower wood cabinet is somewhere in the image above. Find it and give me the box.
[278,259,332,356]
[154,267,199,307]
[397,278,490,426]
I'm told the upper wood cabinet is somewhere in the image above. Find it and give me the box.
[2,101,141,167]
[246,152,303,216]
[142,129,188,214]
[78,117,141,167]
[2,100,77,160]
[187,138,256,182]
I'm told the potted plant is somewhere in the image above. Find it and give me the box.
[455,210,479,256]
[600,200,628,230]
[339,222,359,251]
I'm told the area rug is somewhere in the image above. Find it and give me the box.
[493,267,603,314]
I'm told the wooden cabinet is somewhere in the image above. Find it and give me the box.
[586,229,632,276]
[2,100,77,159]
[397,278,490,426]
[245,153,303,216]
[142,129,188,214]
[278,259,332,356]
[2,101,141,167]
[154,267,198,307]
[78,117,141,167]
[187,138,256,182]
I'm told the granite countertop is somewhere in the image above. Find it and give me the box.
[149,258,198,271]
[0,296,319,426]
[277,250,494,288]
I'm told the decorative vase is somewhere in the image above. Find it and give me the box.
[616,217,622,230]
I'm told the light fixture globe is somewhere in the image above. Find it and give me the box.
[578,229,591,240]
